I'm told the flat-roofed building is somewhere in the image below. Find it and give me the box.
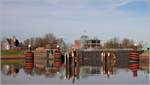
[85,39,101,49]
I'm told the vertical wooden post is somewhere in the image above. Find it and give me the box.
[72,48,75,79]
[67,48,70,79]
[65,52,67,79]
[75,49,79,79]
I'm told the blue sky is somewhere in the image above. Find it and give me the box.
[0,0,149,43]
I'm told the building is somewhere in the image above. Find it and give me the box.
[1,36,19,50]
[85,39,101,49]
[74,40,81,49]
[75,35,102,49]
[80,35,89,49]
[1,39,10,50]
[34,47,47,69]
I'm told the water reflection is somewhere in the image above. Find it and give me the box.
[1,50,149,84]
[1,64,20,77]
[128,49,140,80]
[24,52,34,79]
[100,52,117,78]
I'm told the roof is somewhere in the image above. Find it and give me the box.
[142,42,150,50]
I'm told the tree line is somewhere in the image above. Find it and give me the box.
[23,33,67,52]
[103,37,142,49]
[1,33,143,51]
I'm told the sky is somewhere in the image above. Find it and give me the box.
[0,0,149,43]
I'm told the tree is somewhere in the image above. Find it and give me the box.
[103,38,136,49]
[23,39,30,47]
[121,38,134,48]
[22,33,67,50]
[57,38,67,52]
[104,37,120,48]
[44,33,56,43]
[15,39,20,47]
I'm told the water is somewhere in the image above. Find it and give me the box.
[1,52,149,84]
[1,68,149,84]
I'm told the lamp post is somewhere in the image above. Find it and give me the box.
[134,43,137,49]
[57,45,60,48]
[28,44,31,52]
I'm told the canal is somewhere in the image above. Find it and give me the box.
[1,51,149,84]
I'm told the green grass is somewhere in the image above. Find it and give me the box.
[1,59,25,65]
[1,50,25,55]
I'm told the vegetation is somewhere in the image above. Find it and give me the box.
[103,37,142,49]
[103,37,120,48]
[1,34,145,50]
[1,59,25,65]
[22,33,67,52]
[1,50,24,55]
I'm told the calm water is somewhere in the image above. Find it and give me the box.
[1,67,149,84]
[1,52,149,84]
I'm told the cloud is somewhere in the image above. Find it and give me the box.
[0,0,149,42]
[1,0,148,17]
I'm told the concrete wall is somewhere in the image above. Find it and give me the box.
[77,50,131,68]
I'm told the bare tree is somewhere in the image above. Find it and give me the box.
[103,37,136,49]
[104,37,120,48]
[22,33,67,50]
[121,38,134,48]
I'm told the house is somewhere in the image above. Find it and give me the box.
[1,36,19,50]
[80,35,101,49]
[1,39,10,50]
